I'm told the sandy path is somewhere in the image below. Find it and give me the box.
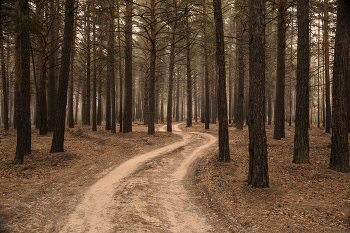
[60,124,218,232]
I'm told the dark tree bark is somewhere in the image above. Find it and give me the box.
[213,0,230,162]
[85,6,91,126]
[148,0,156,135]
[247,0,269,188]
[123,0,133,133]
[324,0,331,133]
[92,0,97,131]
[293,0,309,164]
[50,0,75,153]
[48,0,58,132]
[105,2,112,131]
[289,8,294,127]
[186,0,192,128]
[176,68,180,122]
[36,0,48,135]
[97,56,102,126]
[330,0,349,173]
[273,0,286,140]
[13,0,31,164]
[202,0,209,129]
[108,0,116,133]
[0,1,9,131]
[236,0,245,130]
[167,0,177,132]
[117,0,123,132]
[68,16,76,129]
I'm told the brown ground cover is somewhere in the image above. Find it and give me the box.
[0,121,349,232]
[184,122,350,233]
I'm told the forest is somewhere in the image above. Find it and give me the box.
[0,0,350,232]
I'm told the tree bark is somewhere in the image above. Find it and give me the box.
[123,0,133,133]
[293,0,309,164]
[14,0,31,164]
[213,0,230,162]
[247,0,269,188]
[273,0,286,140]
[92,0,97,131]
[0,1,9,131]
[48,0,58,132]
[236,0,245,130]
[324,0,331,133]
[186,0,192,128]
[50,0,76,153]
[167,0,177,132]
[108,0,116,133]
[330,0,349,173]
[117,0,123,132]
[202,0,209,129]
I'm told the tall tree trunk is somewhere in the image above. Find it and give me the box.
[108,0,116,133]
[36,0,48,134]
[330,0,349,173]
[273,0,286,140]
[92,0,97,131]
[14,0,31,164]
[167,0,176,132]
[97,56,102,126]
[324,0,331,133]
[176,68,180,122]
[105,6,112,130]
[85,7,91,126]
[236,0,245,130]
[289,7,294,127]
[0,1,9,130]
[117,0,123,132]
[213,0,230,162]
[202,0,209,129]
[68,15,76,129]
[247,0,269,188]
[48,0,58,132]
[293,0,309,164]
[147,0,156,135]
[186,0,192,127]
[123,0,133,133]
[50,0,75,153]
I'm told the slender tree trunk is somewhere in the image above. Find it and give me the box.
[324,0,331,133]
[50,0,75,153]
[330,0,349,173]
[213,0,230,162]
[48,0,58,132]
[273,0,286,140]
[293,0,309,164]
[13,0,31,164]
[97,57,102,126]
[176,68,180,122]
[186,0,192,127]
[108,0,116,133]
[117,0,123,132]
[202,0,209,129]
[317,17,320,128]
[167,0,177,132]
[236,0,245,130]
[289,8,294,126]
[123,0,133,133]
[86,7,91,126]
[0,1,9,130]
[68,15,76,129]
[247,0,269,188]
[92,0,97,131]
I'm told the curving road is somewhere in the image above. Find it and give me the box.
[60,124,219,232]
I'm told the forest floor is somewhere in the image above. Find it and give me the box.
[0,121,349,232]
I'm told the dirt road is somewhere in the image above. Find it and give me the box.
[59,124,225,232]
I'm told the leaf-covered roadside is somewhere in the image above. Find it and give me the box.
[191,123,350,232]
